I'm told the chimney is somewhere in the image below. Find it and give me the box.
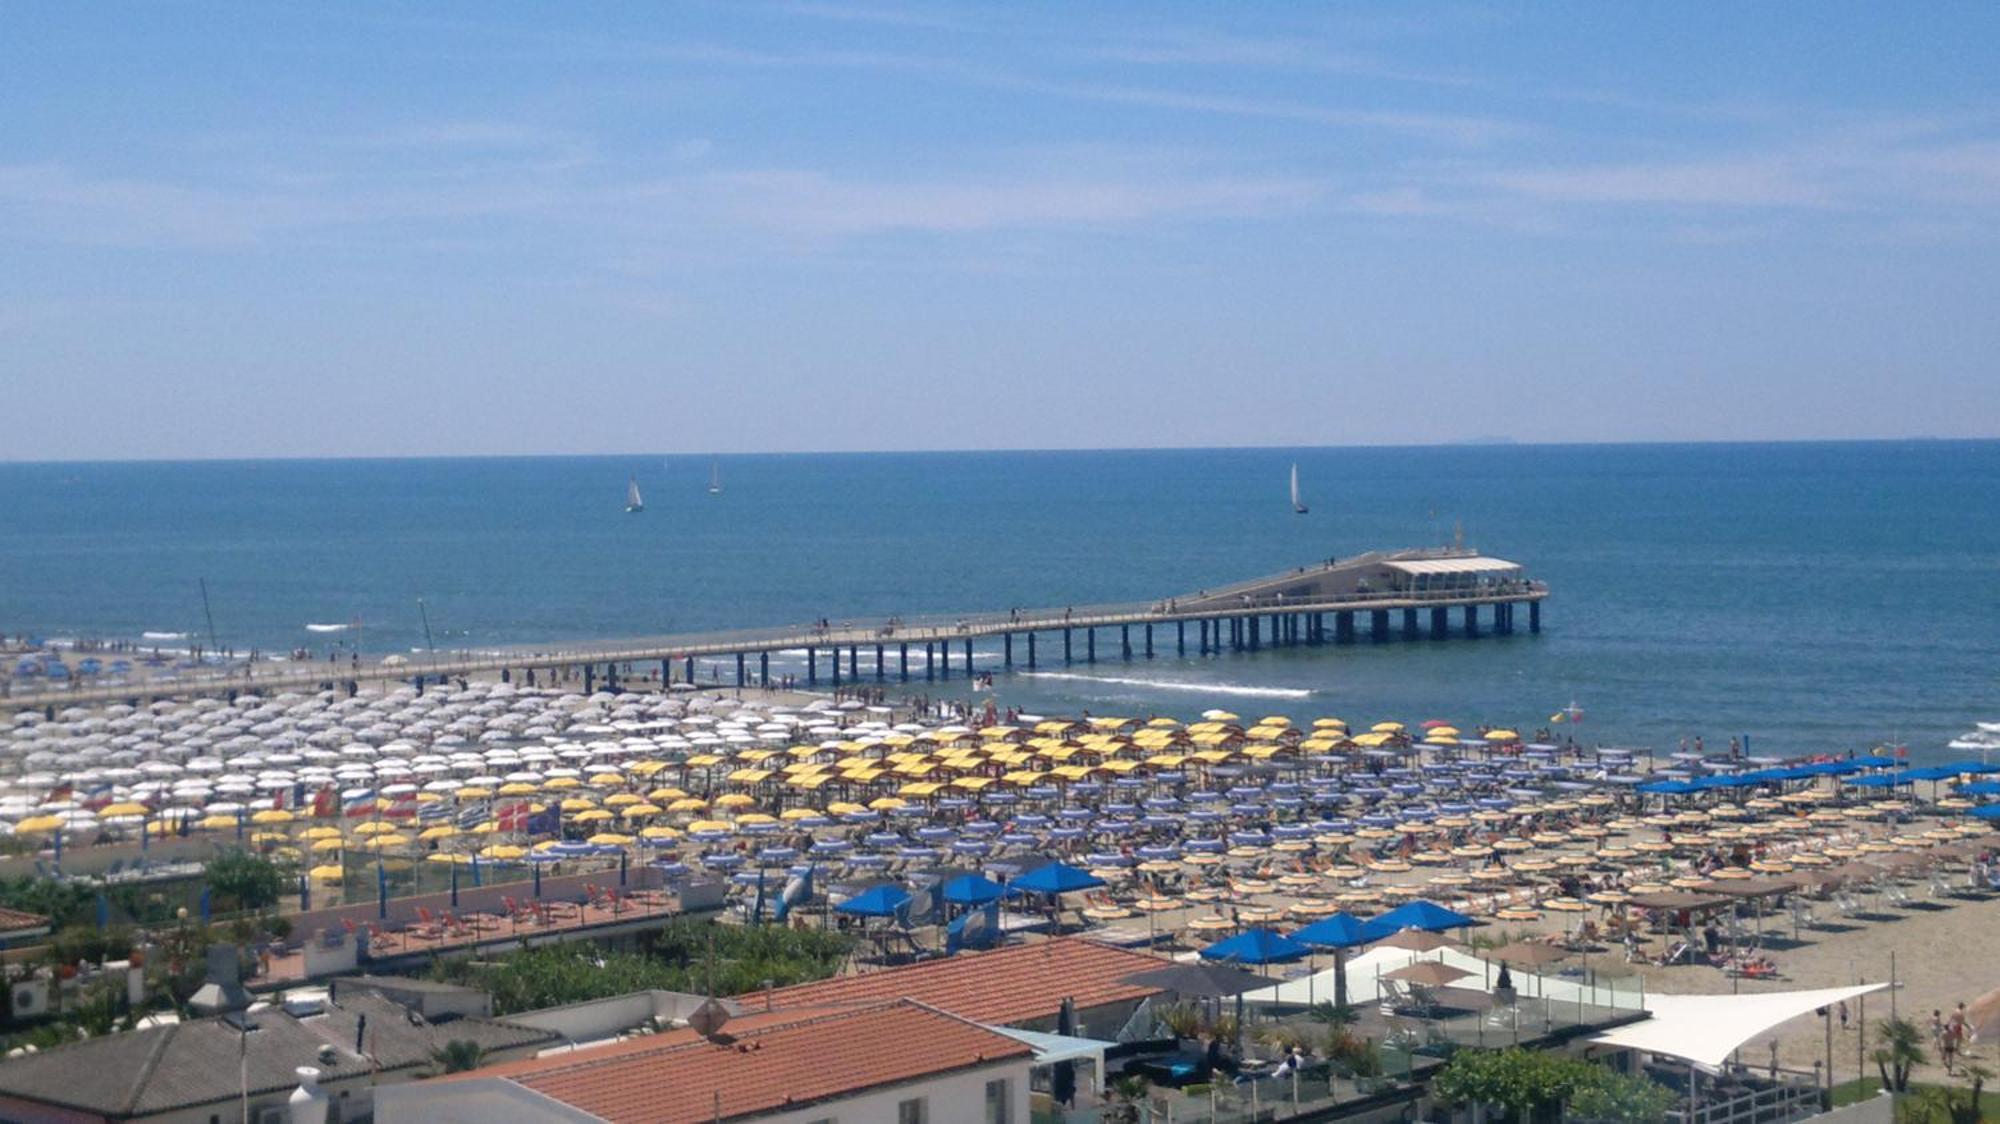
[287,1066,330,1124]
[187,945,253,1016]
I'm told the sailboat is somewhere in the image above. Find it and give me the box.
[1290,464,1308,515]
[707,458,722,496]
[625,475,645,513]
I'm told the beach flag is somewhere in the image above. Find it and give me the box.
[524,807,560,837]
[342,788,376,817]
[417,800,453,824]
[495,801,532,832]
[312,786,337,818]
[455,801,491,830]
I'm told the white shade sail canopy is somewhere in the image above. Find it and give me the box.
[1591,983,1887,1068]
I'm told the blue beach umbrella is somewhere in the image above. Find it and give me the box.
[940,873,1006,906]
[834,884,911,918]
[1008,861,1104,896]
[1292,911,1379,1012]
[1370,899,1474,933]
[1199,927,1311,966]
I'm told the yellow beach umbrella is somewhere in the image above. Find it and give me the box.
[587,833,635,847]
[251,809,294,825]
[603,793,642,807]
[481,844,528,859]
[667,797,709,812]
[303,826,343,840]
[353,821,398,836]
[311,837,346,853]
[713,794,757,810]
[619,803,664,818]
[100,802,151,818]
[640,826,681,841]
[310,864,345,882]
[498,782,538,796]
[425,852,474,865]
[417,825,459,841]
[572,809,613,823]
[687,819,734,834]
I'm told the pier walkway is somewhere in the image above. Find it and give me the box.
[7,547,1546,708]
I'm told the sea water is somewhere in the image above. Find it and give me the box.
[1,441,1995,759]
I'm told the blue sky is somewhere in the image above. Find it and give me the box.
[4,2,1997,459]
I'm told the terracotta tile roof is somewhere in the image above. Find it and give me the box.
[0,906,49,933]
[477,1000,1032,1124]
[757,936,1166,1025]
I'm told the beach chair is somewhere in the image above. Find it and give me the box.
[1789,900,1818,929]
[1377,978,1410,1016]
[410,907,445,941]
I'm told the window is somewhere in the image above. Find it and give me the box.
[897,1096,928,1124]
[984,1077,1012,1124]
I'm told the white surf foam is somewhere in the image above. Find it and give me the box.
[1021,671,1313,700]
[305,623,351,633]
[141,631,189,641]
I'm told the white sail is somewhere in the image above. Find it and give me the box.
[1290,464,1307,514]
[708,458,722,495]
[626,475,644,512]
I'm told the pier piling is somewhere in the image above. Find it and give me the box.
[1430,607,1449,640]
[1371,609,1390,643]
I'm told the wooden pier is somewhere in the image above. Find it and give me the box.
[6,547,1546,708]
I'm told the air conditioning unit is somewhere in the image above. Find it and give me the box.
[10,980,49,1018]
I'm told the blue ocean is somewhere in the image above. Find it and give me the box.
[2,442,1996,760]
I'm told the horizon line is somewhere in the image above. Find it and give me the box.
[1,434,1994,468]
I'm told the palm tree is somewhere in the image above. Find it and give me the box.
[1871,1017,1926,1093]
[427,1039,487,1075]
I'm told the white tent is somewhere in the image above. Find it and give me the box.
[1590,983,1887,1068]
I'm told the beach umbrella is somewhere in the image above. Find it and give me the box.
[834,884,911,917]
[939,873,1006,906]
[1292,911,1377,1012]
[1369,898,1474,932]
[1199,927,1311,965]
[1009,861,1104,896]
